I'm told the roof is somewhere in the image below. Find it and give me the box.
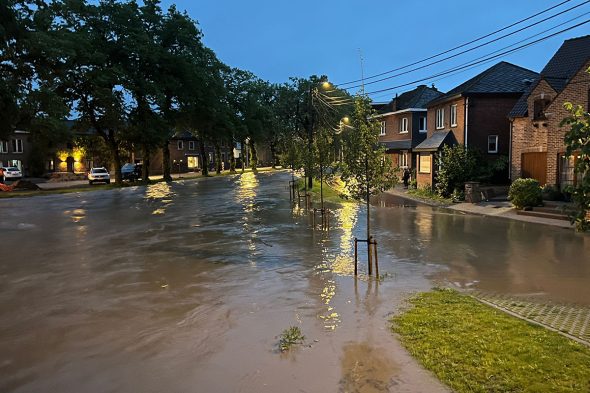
[381,140,412,151]
[378,85,444,113]
[430,61,538,105]
[509,35,590,118]
[413,131,456,152]
[172,130,197,140]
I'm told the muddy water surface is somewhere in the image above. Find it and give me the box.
[0,171,588,392]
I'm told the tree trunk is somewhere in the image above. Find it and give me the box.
[199,139,208,176]
[241,139,246,172]
[229,140,236,173]
[214,142,222,174]
[142,144,151,184]
[109,137,122,185]
[270,142,277,168]
[250,140,258,171]
[162,140,172,181]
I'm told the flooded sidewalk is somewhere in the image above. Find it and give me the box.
[1,172,588,392]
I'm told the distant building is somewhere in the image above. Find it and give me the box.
[0,130,32,175]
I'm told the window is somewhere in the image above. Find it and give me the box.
[488,135,498,153]
[188,141,195,150]
[450,104,457,127]
[533,99,551,120]
[380,121,386,136]
[398,151,408,168]
[0,141,7,153]
[435,108,444,129]
[419,153,431,173]
[177,140,184,150]
[11,139,23,153]
[399,118,408,133]
[418,117,427,133]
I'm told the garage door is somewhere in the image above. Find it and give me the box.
[521,152,547,185]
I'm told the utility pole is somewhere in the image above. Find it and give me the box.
[358,48,365,96]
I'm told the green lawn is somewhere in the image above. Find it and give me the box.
[297,178,348,204]
[392,289,590,393]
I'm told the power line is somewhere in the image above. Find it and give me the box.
[340,2,590,91]
[335,0,577,87]
[368,11,590,101]
[363,19,590,96]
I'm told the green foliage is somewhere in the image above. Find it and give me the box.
[278,326,305,352]
[392,289,590,393]
[435,145,479,197]
[541,184,564,201]
[561,88,590,231]
[408,184,451,204]
[340,97,398,201]
[509,178,542,209]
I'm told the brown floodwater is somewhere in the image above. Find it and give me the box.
[0,171,588,392]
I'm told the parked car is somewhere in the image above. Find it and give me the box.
[88,167,110,185]
[121,163,142,181]
[0,166,22,182]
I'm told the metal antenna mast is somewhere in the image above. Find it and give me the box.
[358,48,365,95]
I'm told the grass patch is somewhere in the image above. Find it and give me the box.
[278,326,305,352]
[392,289,590,393]
[297,178,348,204]
[407,186,451,204]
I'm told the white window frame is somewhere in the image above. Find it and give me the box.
[380,121,386,136]
[188,141,195,150]
[399,117,409,133]
[398,151,408,168]
[435,108,444,130]
[418,116,427,133]
[488,135,499,153]
[11,139,23,153]
[450,104,457,127]
[177,140,184,150]
[0,141,8,153]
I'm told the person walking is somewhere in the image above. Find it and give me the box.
[402,168,410,189]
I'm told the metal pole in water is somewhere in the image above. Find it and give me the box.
[373,239,379,278]
[354,238,358,276]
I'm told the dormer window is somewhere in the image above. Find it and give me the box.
[533,98,551,121]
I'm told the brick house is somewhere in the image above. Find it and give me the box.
[0,130,32,175]
[414,61,538,188]
[509,35,590,190]
[146,130,234,175]
[375,85,443,174]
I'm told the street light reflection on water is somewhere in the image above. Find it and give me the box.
[236,172,260,266]
[144,182,175,215]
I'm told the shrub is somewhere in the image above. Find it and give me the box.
[509,178,542,208]
[541,184,563,201]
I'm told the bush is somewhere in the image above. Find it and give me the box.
[509,178,542,208]
[541,184,563,201]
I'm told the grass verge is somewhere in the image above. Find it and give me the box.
[392,289,590,393]
[297,178,348,204]
[407,187,452,205]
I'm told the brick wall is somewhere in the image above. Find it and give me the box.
[426,97,465,144]
[511,60,590,186]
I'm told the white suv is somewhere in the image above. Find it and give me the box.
[88,167,111,185]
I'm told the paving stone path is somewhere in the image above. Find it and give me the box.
[470,292,590,346]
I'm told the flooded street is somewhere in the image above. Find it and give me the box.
[1,171,589,392]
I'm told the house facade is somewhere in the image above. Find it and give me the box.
[145,131,234,175]
[414,61,538,188]
[509,35,590,190]
[375,85,443,174]
[0,130,32,174]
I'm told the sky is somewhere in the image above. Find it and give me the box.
[161,0,590,102]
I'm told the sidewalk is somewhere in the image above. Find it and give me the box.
[386,185,574,229]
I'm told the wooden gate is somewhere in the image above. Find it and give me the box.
[521,152,547,185]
